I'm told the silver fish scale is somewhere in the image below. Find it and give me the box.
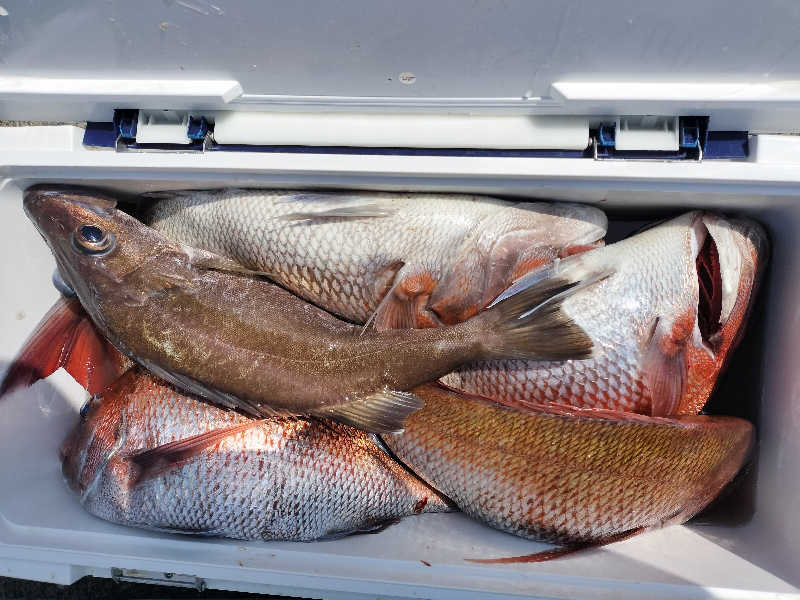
[145,189,606,323]
[443,213,701,413]
[79,379,449,541]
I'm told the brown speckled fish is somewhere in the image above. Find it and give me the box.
[143,189,607,329]
[61,368,451,541]
[23,185,596,433]
[383,384,753,560]
[443,211,767,416]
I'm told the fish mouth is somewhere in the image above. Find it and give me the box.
[696,213,768,351]
[696,226,723,348]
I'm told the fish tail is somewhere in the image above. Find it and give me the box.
[0,297,130,399]
[476,261,612,361]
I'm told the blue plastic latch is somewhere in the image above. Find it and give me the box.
[597,124,616,147]
[113,109,138,139]
[680,125,700,148]
[187,116,209,140]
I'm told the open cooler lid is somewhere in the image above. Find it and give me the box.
[1,0,800,136]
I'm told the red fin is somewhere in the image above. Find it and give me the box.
[465,528,646,564]
[371,271,438,331]
[642,316,690,417]
[1,297,129,398]
[127,419,266,487]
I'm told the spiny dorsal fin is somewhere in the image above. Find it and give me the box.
[275,193,397,222]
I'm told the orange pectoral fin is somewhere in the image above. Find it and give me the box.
[370,270,439,331]
[641,316,692,417]
[0,297,130,398]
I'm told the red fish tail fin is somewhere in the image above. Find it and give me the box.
[1,297,130,398]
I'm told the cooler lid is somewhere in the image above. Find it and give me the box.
[1,0,800,133]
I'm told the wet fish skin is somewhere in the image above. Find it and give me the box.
[443,211,767,416]
[383,384,753,550]
[143,189,607,329]
[61,369,451,541]
[23,185,594,433]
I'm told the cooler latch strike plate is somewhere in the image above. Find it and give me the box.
[110,567,206,591]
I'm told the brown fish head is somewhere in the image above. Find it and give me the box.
[429,202,608,325]
[24,185,187,318]
[678,212,768,414]
[61,370,137,496]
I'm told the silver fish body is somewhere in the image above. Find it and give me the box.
[61,369,451,541]
[442,211,767,416]
[144,189,607,328]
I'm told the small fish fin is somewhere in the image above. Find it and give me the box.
[362,269,439,332]
[641,317,688,417]
[489,253,609,308]
[365,281,416,332]
[182,245,276,279]
[127,420,266,487]
[278,196,396,223]
[465,527,647,564]
[141,524,227,537]
[480,261,613,361]
[310,390,424,434]
[0,297,129,398]
[319,518,403,540]
[140,189,199,201]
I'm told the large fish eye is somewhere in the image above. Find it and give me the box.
[72,224,115,255]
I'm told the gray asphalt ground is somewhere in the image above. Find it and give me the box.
[0,576,304,599]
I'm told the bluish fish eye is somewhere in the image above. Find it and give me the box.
[73,224,114,255]
[80,225,104,243]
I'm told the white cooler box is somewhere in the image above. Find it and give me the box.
[0,1,799,598]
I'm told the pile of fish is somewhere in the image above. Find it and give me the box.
[0,185,766,561]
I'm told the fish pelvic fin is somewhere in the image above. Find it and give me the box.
[310,390,424,434]
[126,419,267,488]
[478,261,612,361]
[1,297,130,398]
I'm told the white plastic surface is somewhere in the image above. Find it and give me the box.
[212,112,590,149]
[0,126,799,598]
[2,1,800,132]
[136,110,191,145]
[614,116,679,151]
